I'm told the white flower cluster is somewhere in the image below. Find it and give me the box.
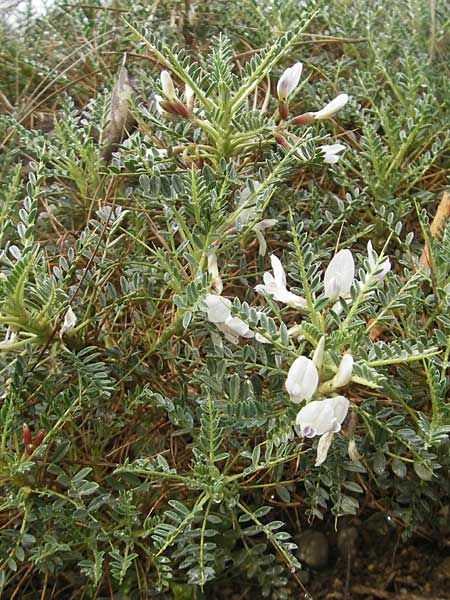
[276,62,349,163]
[286,349,352,466]
[202,241,391,465]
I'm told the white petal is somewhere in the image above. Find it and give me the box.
[216,322,240,344]
[223,315,251,337]
[255,332,271,344]
[367,240,375,269]
[286,357,319,403]
[277,62,303,102]
[324,249,355,298]
[296,396,349,437]
[154,94,165,115]
[312,336,326,370]
[253,219,278,231]
[330,395,350,425]
[207,252,223,294]
[313,93,349,120]
[348,439,361,463]
[254,229,267,257]
[320,144,346,164]
[315,432,335,466]
[332,354,354,388]
[204,294,231,323]
[324,276,339,301]
[185,84,194,108]
[274,289,307,308]
[63,307,77,330]
[270,254,287,289]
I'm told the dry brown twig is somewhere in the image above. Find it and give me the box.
[419,190,450,268]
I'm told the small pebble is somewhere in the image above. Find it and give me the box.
[337,526,359,560]
[296,529,329,570]
[432,556,450,582]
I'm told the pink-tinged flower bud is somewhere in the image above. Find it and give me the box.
[23,423,32,445]
[172,100,190,117]
[274,133,290,150]
[278,101,289,120]
[33,429,46,447]
[313,93,348,120]
[277,62,303,102]
[291,112,315,125]
[332,353,354,388]
[159,99,179,115]
[160,70,176,100]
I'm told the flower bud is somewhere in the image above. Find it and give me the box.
[160,70,176,100]
[274,133,290,150]
[312,336,326,371]
[278,101,289,120]
[277,62,303,103]
[23,423,32,445]
[185,84,195,110]
[172,100,190,117]
[291,112,315,125]
[332,353,354,388]
[367,240,391,281]
[158,99,179,115]
[207,252,223,295]
[60,306,77,338]
[33,429,46,447]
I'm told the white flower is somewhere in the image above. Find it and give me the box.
[332,353,354,388]
[160,70,176,100]
[367,241,391,282]
[60,306,77,337]
[296,395,349,437]
[204,294,254,344]
[312,93,349,120]
[319,143,346,164]
[296,395,350,466]
[255,254,307,308]
[285,356,319,404]
[277,62,303,102]
[324,249,355,302]
[253,219,278,256]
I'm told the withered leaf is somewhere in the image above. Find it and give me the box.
[101,57,137,162]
